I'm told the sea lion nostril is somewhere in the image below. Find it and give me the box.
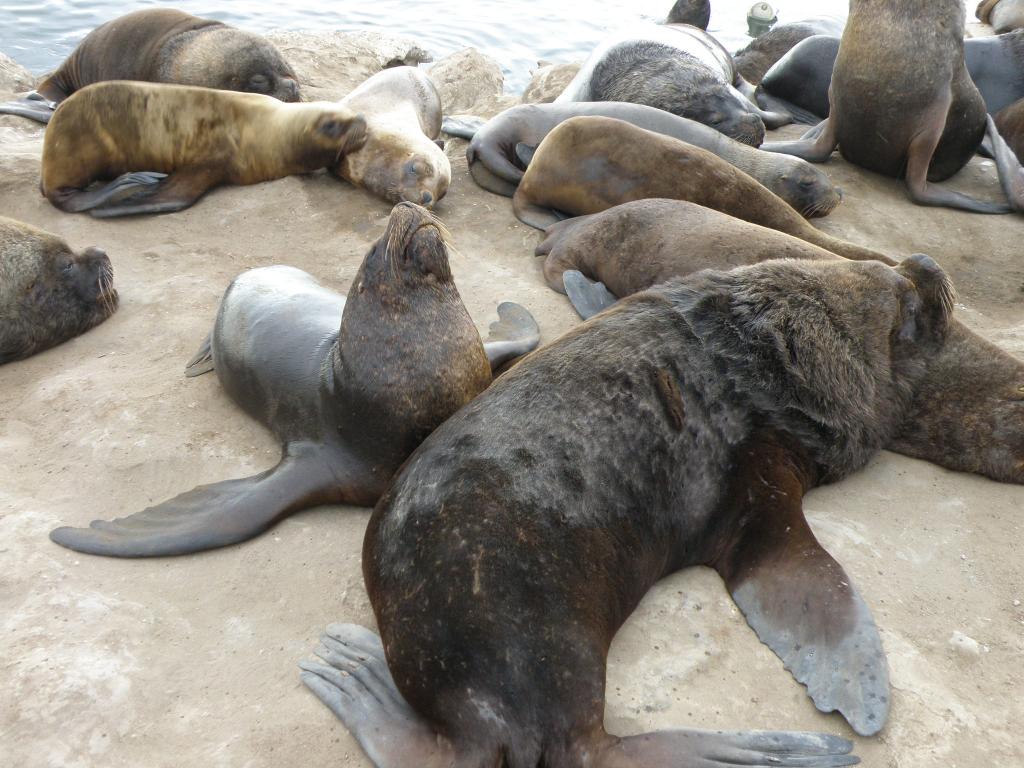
[421,192,433,206]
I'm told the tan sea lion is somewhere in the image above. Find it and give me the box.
[0,216,117,364]
[49,203,540,557]
[301,256,959,765]
[0,9,300,123]
[40,81,368,217]
[513,115,882,261]
[762,0,1024,213]
[535,198,1024,486]
[994,98,1024,161]
[333,67,450,207]
[977,0,1024,33]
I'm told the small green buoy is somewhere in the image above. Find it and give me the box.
[747,2,778,37]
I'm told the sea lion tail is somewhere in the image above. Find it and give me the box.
[184,333,214,377]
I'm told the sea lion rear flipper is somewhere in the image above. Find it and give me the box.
[440,115,486,139]
[49,442,347,557]
[482,302,540,370]
[301,624,463,768]
[563,270,618,319]
[986,114,1024,212]
[514,143,536,168]
[761,118,839,162]
[711,441,889,737]
[184,333,214,378]
[755,90,824,126]
[0,92,57,123]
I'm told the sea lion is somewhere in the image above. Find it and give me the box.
[49,203,540,557]
[443,101,839,216]
[0,9,299,124]
[333,67,451,207]
[666,0,710,28]
[555,23,792,145]
[0,216,117,364]
[535,198,1024,485]
[732,16,845,85]
[301,256,958,765]
[978,0,1024,33]
[994,97,1024,161]
[513,115,883,261]
[761,0,1024,214]
[758,32,1024,124]
[40,81,367,218]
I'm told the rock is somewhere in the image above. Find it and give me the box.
[521,62,582,104]
[0,51,36,99]
[265,30,433,102]
[429,48,513,117]
[948,631,982,657]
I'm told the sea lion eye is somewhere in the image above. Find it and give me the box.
[317,119,347,139]
[62,260,75,273]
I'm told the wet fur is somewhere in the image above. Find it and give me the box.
[733,18,845,84]
[666,0,710,28]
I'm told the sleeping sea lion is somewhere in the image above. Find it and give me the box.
[49,203,540,557]
[0,216,117,364]
[443,101,839,216]
[977,0,1024,33]
[0,9,299,123]
[301,256,957,767]
[732,16,845,84]
[40,81,367,217]
[761,0,1024,213]
[512,115,882,261]
[556,23,791,145]
[666,0,711,28]
[333,67,451,207]
[535,198,1024,486]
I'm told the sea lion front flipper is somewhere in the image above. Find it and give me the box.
[56,172,168,213]
[0,91,58,123]
[184,333,214,378]
[755,90,824,126]
[711,440,889,737]
[300,624,462,768]
[440,115,486,139]
[468,161,519,197]
[514,142,537,167]
[512,194,569,230]
[49,442,348,557]
[761,118,839,163]
[482,302,540,370]
[563,270,619,319]
[89,167,216,218]
[986,114,1024,212]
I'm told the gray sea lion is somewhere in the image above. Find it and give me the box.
[301,256,959,766]
[536,198,1024,485]
[666,0,710,28]
[0,9,300,124]
[49,203,540,557]
[758,32,1024,124]
[0,217,117,364]
[556,23,792,145]
[977,0,1024,33]
[761,0,1024,214]
[333,67,450,207]
[443,101,839,216]
[732,16,845,84]
[513,115,883,261]
[40,81,367,217]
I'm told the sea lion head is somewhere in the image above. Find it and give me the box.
[692,89,767,146]
[355,202,454,294]
[678,254,954,478]
[0,222,118,364]
[335,131,451,209]
[776,165,843,218]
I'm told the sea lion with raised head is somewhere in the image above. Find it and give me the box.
[732,16,845,85]
[536,198,1024,485]
[513,115,882,260]
[0,9,300,123]
[0,216,117,364]
[556,23,792,145]
[49,203,540,557]
[40,81,367,217]
[761,0,1024,213]
[333,67,451,207]
[977,0,1024,33]
[443,101,839,215]
[301,255,958,766]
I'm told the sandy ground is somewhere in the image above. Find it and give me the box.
[1,32,1023,768]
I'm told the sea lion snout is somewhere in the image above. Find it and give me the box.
[276,77,301,103]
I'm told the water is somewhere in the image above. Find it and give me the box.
[0,1,852,92]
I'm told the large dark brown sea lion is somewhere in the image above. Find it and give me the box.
[666,0,710,28]
[732,16,845,84]
[49,203,539,557]
[993,98,1024,161]
[556,23,791,145]
[301,256,958,764]
[0,216,117,364]
[333,67,450,207]
[535,198,1024,485]
[513,115,883,261]
[40,81,367,217]
[758,32,1024,124]
[978,0,1024,33]
[0,9,300,123]
[443,101,839,216]
[761,0,1024,213]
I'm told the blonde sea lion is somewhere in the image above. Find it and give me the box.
[40,81,367,218]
